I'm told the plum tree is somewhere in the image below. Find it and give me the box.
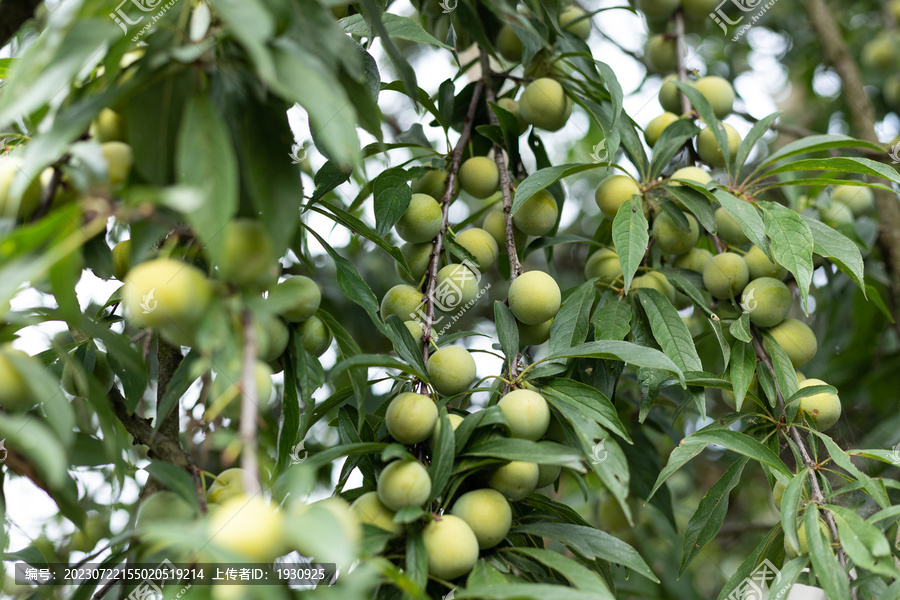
[454,228,499,269]
[768,318,818,367]
[0,157,42,218]
[208,495,284,561]
[659,74,687,114]
[381,284,424,322]
[644,112,679,147]
[508,271,561,325]
[0,347,34,410]
[693,76,735,119]
[206,468,248,505]
[90,108,124,142]
[451,488,512,549]
[299,315,332,357]
[436,263,479,308]
[218,219,275,288]
[426,345,476,395]
[497,388,551,440]
[377,459,432,511]
[459,156,500,199]
[421,515,480,580]
[645,35,678,73]
[385,392,438,444]
[741,278,792,327]
[652,212,700,255]
[497,97,528,134]
[715,208,750,246]
[632,271,676,304]
[519,78,572,131]
[122,258,212,335]
[595,175,642,219]
[483,209,527,248]
[496,24,523,62]
[559,6,591,40]
[585,248,623,281]
[518,319,553,346]
[673,248,713,273]
[696,124,741,168]
[398,242,433,282]
[350,491,401,535]
[513,189,558,236]
[797,378,841,431]
[395,193,443,243]
[702,252,749,299]
[101,141,134,187]
[275,276,322,322]
[831,185,874,216]
[744,245,788,280]
[489,460,539,501]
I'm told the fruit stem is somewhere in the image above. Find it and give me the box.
[239,310,261,496]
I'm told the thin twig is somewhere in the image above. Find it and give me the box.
[239,310,261,496]
[674,13,691,116]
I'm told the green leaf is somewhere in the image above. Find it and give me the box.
[612,196,649,292]
[765,157,900,187]
[729,311,752,343]
[328,353,425,383]
[464,438,585,471]
[759,201,814,313]
[759,134,885,169]
[341,13,451,48]
[154,350,201,434]
[384,315,428,378]
[735,112,781,171]
[805,506,850,600]
[592,297,632,341]
[729,340,756,411]
[636,288,702,372]
[373,169,412,238]
[649,440,706,499]
[828,505,900,577]
[311,161,351,203]
[708,316,731,368]
[456,584,600,600]
[763,334,800,406]
[865,284,896,322]
[548,281,595,358]
[803,216,866,293]
[812,431,891,508]
[766,556,812,600]
[672,80,732,171]
[494,302,519,368]
[543,378,630,442]
[713,190,769,255]
[512,163,603,214]
[781,469,810,556]
[664,184,717,234]
[649,119,701,179]
[510,548,614,597]
[680,458,747,574]
[545,340,685,385]
[428,409,456,503]
[276,339,302,475]
[144,461,198,506]
[0,413,68,490]
[687,429,791,476]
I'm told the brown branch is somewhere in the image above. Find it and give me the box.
[0,0,40,49]
[157,339,183,442]
[109,387,194,470]
[239,310,261,495]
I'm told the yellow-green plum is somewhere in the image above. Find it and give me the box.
[631,271,676,304]
[412,170,457,200]
[652,211,700,255]
[404,320,424,342]
[206,468,248,505]
[122,258,212,333]
[518,319,553,346]
[459,156,499,199]
[422,515,480,580]
[741,277,791,327]
[489,460,539,501]
[218,219,275,288]
[595,175,642,219]
[702,252,749,299]
[290,496,361,564]
[831,185,874,217]
[70,514,107,553]
[0,158,42,218]
[862,34,897,71]
[819,201,854,227]
[300,315,332,357]
[377,459,432,511]
[112,240,131,281]
[61,351,114,397]
[496,24,523,62]
[768,318,817,367]
[90,108,124,142]
[385,392,438,444]
[513,189,558,236]
[427,345,476,396]
[381,284,424,322]
[715,207,750,246]
[673,248,713,273]
[455,228,499,269]
[693,76,735,119]
[585,248,623,281]
[536,464,561,488]
[350,491,401,535]
[519,78,572,132]
[436,263,479,308]
[645,34,678,73]
[137,491,196,526]
[789,519,832,556]
[744,245,788,280]
[395,193,443,243]
[498,389,550,440]
[483,209,527,248]
[497,98,528,135]
[797,378,841,431]
[644,112,679,147]
[258,316,289,362]
[428,412,464,448]
[670,166,713,187]
[276,276,321,322]
[398,242,432,283]
[683,0,722,19]
[508,271,561,325]
[451,489,512,549]
[101,141,134,187]
[637,0,680,20]
[559,6,591,39]
[659,74,689,114]
[697,124,741,168]
[209,495,284,561]
[0,348,34,410]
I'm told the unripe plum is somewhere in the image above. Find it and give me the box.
[789,519,832,556]
[290,496,361,564]
[455,228,499,269]
[797,378,841,431]
[0,348,34,410]
[299,315,332,357]
[696,124,741,168]
[398,242,432,283]
[496,24,523,62]
[637,0,680,20]
[276,276,322,322]
[489,460,539,501]
[518,318,553,346]
[497,98,528,135]
[644,112,679,147]
[744,245,787,280]
[483,209,527,248]
[659,74,688,114]
[395,193,443,243]
[682,0,722,20]
[426,346,476,396]
[350,491,401,534]
[90,108,124,143]
[585,248,623,281]
[258,316,289,362]
[0,157,42,218]
[498,389,550,440]
[385,392,438,444]
[702,252,749,299]
[404,320,424,342]
[459,156,500,199]
[693,76,735,119]
[412,170,457,200]
[508,271,561,325]
[768,318,817,367]
[831,185,874,217]
[513,189,558,236]
[137,491,195,526]
[559,6,591,40]
[206,468,248,505]
[862,34,897,71]
[218,219,275,288]
[101,141,134,187]
[123,258,212,332]
[428,412,464,448]
[653,211,700,255]
[741,277,791,327]
[632,271,676,304]
[208,495,284,561]
[377,459,432,511]
[595,175,642,219]
[645,35,678,73]
[715,207,750,246]
[536,464,561,488]
[519,78,572,132]
[673,248,713,273]
[422,515,480,580]
[451,489,512,549]
[819,201,853,226]
[436,264,479,309]
[670,166,713,187]
[112,240,132,281]
[381,284,424,322]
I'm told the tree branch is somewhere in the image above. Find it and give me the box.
[673,12,691,116]
[156,339,183,442]
[0,0,40,49]
[108,387,194,470]
[239,310,261,496]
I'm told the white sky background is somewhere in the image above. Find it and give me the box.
[4,0,897,569]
